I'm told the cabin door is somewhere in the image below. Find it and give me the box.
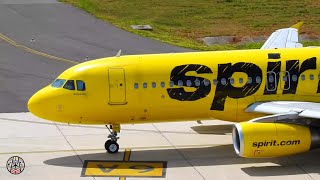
[108,68,127,105]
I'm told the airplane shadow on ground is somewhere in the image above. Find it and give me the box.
[44,144,320,177]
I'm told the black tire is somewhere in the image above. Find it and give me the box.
[105,140,119,153]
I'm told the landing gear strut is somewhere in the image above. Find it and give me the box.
[105,124,120,153]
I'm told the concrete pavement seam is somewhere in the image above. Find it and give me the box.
[151,123,206,180]
[289,156,314,180]
[53,122,97,180]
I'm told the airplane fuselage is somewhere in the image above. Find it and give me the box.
[28,47,320,125]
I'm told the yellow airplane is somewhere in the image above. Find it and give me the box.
[28,22,320,158]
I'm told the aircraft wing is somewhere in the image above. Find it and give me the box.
[246,101,320,120]
[261,22,304,49]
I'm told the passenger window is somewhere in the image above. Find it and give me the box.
[186,80,192,87]
[63,80,75,90]
[292,75,298,82]
[143,82,148,88]
[301,75,305,81]
[178,80,183,86]
[318,74,320,80]
[134,83,139,89]
[256,76,261,83]
[239,78,243,84]
[282,76,288,82]
[221,78,226,85]
[52,79,66,88]
[248,77,252,84]
[266,72,276,91]
[170,81,174,87]
[230,78,234,85]
[213,79,218,85]
[268,76,274,83]
[310,74,314,80]
[195,79,201,86]
[76,80,86,91]
[160,82,165,88]
[203,79,210,86]
[152,82,156,88]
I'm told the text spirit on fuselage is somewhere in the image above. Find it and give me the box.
[167,57,317,111]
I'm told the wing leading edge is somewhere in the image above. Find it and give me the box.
[246,101,320,120]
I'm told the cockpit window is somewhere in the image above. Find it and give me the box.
[51,79,66,88]
[63,80,75,90]
[76,80,86,91]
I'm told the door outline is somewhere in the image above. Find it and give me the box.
[108,68,127,105]
[266,71,277,92]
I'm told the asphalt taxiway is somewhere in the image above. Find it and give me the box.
[0,0,188,113]
[1,0,320,179]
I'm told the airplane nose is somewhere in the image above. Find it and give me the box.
[28,92,43,117]
[28,87,51,118]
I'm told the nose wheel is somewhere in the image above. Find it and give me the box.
[105,139,119,153]
[105,125,120,153]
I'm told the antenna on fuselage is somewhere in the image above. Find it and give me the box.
[116,50,122,57]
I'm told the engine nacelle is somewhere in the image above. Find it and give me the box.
[232,122,320,158]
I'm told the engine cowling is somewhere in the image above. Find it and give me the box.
[232,122,320,158]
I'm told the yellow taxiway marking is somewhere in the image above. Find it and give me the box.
[0,33,78,64]
[123,148,131,161]
[83,161,166,177]
[82,149,167,178]
[120,148,132,180]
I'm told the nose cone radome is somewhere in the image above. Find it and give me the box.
[28,87,51,118]
[28,92,42,118]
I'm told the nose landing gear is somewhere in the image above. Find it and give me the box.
[105,124,120,153]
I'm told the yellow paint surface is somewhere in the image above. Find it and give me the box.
[83,161,166,177]
[239,123,311,157]
[28,47,320,126]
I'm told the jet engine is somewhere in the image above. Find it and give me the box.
[232,122,320,158]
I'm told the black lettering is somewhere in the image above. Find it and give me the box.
[97,164,118,173]
[286,141,291,145]
[211,62,262,111]
[292,140,300,145]
[167,64,212,101]
[318,77,320,93]
[283,57,317,94]
[264,61,281,95]
[130,165,154,173]
[252,142,257,147]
